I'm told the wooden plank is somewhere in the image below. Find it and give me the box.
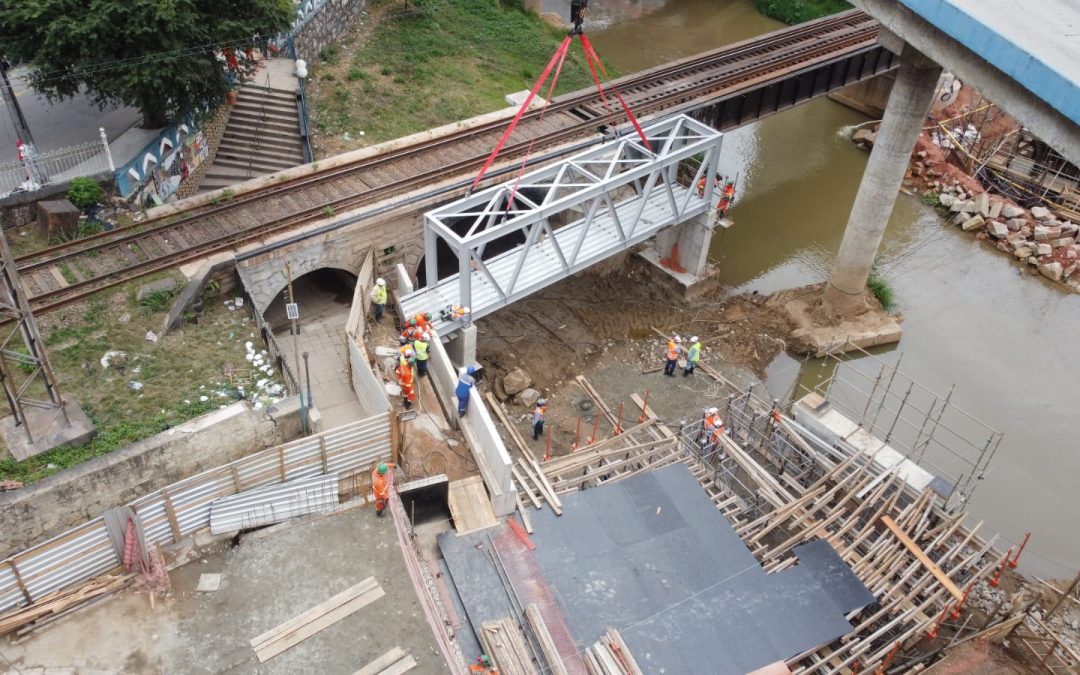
[630,393,673,439]
[511,467,542,509]
[160,488,182,543]
[354,647,416,675]
[256,584,385,662]
[447,476,499,535]
[517,458,562,516]
[880,515,964,601]
[485,393,536,463]
[516,495,534,534]
[251,577,379,649]
[524,604,568,675]
[526,456,562,510]
[575,376,619,427]
[480,617,535,675]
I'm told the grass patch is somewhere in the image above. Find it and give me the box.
[754,0,852,24]
[0,277,285,484]
[920,191,940,208]
[308,0,600,156]
[867,268,897,314]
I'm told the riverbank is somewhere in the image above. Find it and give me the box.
[307,0,597,158]
[754,0,851,24]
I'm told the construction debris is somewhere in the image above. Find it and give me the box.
[584,628,643,675]
[250,577,385,662]
[479,617,535,675]
[0,573,132,637]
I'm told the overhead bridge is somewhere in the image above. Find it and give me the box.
[399,115,723,334]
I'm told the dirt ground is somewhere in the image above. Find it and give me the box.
[0,507,446,675]
[473,254,796,458]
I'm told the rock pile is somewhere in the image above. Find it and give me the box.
[931,184,1080,293]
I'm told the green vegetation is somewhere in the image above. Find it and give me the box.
[66,177,104,210]
[867,267,897,314]
[309,0,599,154]
[920,191,940,208]
[754,0,852,25]
[0,277,270,483]
[0,0,292,126]
[138,288,176,314]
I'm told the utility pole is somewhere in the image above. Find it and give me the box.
[0,59,35,148]
[285,262,307,434]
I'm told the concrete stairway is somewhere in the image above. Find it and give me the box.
[199,85,305,193]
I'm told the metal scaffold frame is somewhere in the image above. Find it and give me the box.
[412,114,723,328]
[0,232,67,444]
[796,339,1003,511]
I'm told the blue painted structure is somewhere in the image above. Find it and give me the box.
[898,0,1080,126]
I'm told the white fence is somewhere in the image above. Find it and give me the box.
[0,413,391,615]
[0,137,112,196]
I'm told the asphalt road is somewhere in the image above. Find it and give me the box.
[0,66,142,164]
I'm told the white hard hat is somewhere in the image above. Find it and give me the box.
[691,336,699,342]
[537,398,547,406]
[422,332,431,340]
[404,348,414,357]
[376,278,386,286]
[674,335,682,343]
[708,407,718,414]
[462,306,470,314]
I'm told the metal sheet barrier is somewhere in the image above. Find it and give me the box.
[0,413,391,615]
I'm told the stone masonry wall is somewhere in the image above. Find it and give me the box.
[0,397,302,558]
[239,209,423,311]
[176,104,230,199]
[0,172,115,230]
[292,0,368,63]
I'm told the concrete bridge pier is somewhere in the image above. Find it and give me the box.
[825,37,942,313]
[644,210,718,288]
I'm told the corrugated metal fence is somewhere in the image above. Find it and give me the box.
[0,413,391,615]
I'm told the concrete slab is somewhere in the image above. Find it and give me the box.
[2,508,447,674]
[0,398,95,461]
[250,57,300,93]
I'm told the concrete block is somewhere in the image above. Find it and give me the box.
[988,199,1003,219]
[1038,261,1064,281]
[1036,243,1053,256]
[1030,206,1053,220]
[1001,204,1025,219]
[1006,218,1026,231]
[0,397,95,462]
[36,199,80,239]
[137,277,180,302]
[975,192,990,217]
[960,215,985,231]
[986,221,1008,238]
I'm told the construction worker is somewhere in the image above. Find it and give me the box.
[468,655,497,673]
[414,332,430,377]
[398,344,416,368]
[663,335,682,377]
[414,311,434,332]
[369,278,387,323]
[397,360,416,410]
[372,462,396,517]
[702,407,725,456]
[684,336,701,376]
[532,398,547,441]
[717,179,736,217]
[450,305,471,324]
[456,365,476,417]
[401,318,421,342]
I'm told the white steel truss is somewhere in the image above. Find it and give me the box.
[401,114,723,333]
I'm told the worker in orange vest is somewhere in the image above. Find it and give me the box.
[413,311,434,332]
[663,335,682,377]
[717,179,736,217]
[372,462,396,517]
[401,318,422,342]
[532,398,547,441]
[702,407,725,456]
[468,655,498,673]
[397,360,416,410]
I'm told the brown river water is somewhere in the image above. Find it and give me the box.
[536,0,1080,578]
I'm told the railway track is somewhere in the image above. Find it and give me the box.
[16,10,882,314]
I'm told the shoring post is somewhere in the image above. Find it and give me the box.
[928,602,951,639]
[614,402,623,435]
[1008,532,1030,569]
[571,416,582,452]
[638,389,649,423]
[1045,569,1080,622]
[951,578,977,620]
[989,547,1013,587]
[874,641,901,675]
[588,413,600,445]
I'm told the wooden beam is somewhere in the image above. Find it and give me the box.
[524,604,568,675]
[880,515,963,601]
[354,647,417,675]
[485,392,536,463]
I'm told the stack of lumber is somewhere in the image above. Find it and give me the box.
[354,646,417,675]
[0,572,131,636]
[447,475,499,535]
[479,617,536,675]
[251,577,385,662]
[584,628,643,675]
[524,604,568,675]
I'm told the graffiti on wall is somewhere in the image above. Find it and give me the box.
[115,121,211,205]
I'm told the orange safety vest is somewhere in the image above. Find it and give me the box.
[666,340,680,361]
[413,313,430,331]
[373,471,390,501]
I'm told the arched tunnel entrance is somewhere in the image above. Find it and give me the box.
[263,267,362,429]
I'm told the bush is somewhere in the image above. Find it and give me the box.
[66,176,104,210]
[867,270,897,313]
[754,0,852,24]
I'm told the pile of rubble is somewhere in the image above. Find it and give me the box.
[934,186,1080,292]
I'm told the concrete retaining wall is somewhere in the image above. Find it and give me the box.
[293,0,368,63]
[0,397,302,558]
[175,104,230,200]
[0,172,115,230]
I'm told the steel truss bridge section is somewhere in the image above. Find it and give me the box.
[400,114,723,334]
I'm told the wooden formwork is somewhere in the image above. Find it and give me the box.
[521,377,1009,675]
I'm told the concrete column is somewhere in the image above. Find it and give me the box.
[824,49,942,312]
[443,324,477,368]
[652,211,715,279]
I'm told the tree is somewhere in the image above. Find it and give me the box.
[0,0,293,128]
